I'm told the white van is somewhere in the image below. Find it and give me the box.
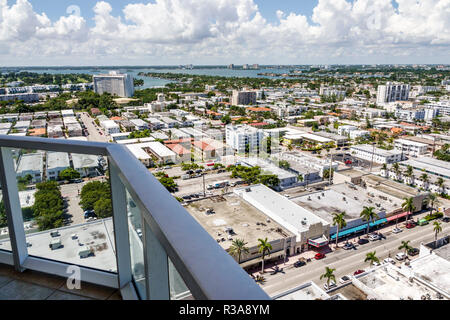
[395,252,407,261]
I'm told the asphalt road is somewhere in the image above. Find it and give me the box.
[261,220,450,297]
[78,112,109,143]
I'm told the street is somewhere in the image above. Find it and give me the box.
[260,219,450,297]
[78,112,110,143]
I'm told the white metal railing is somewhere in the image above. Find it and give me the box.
[0,135,269,300]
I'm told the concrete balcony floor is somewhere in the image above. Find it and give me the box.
[0,263,121,300]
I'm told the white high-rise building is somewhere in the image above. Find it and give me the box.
[377,82,410,105]
[232,90,257,105]
[225,125,264,153]
[93,72,134,98]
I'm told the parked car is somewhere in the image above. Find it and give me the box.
[442,217,450,223]
[182,195,192,200]
[354,269,365,275]
[339,276,351,284]
[383,258,395,264]
[294,260,306,268]
[343,243,355,250]
[323,281,337,290]
[395,252,407,261]
[358,238,369,245]
[392,228,402,234]
[408,248,419,256]
[406,222,416,229]
[314,253,326,260]
[418,219,429,226]
[368,233,380,241]
[84,210,96,219]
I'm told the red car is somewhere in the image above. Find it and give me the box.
[315,253,326,260]
[354,269,365,275]
[406,222,416,229]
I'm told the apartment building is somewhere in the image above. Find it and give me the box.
[225,125,264,153]
[231,90,257,106]
[93,72,134,98]
[394,139,428,157]
[377,82,410,105]
[350,144,403,164]
[101,120,121,135]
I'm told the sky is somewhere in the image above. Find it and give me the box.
[0,0,449,66]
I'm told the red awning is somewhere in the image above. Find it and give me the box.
[386,211,410,222]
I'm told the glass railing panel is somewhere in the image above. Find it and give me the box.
[7,147,117,273]
[125,189,147,299]
[168,257,192,300]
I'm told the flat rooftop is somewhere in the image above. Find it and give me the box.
[400,157,450,179]
[292,183,401,223]
[185,194,293,250]
[356,265,448,300]
[351,144,402,157]
[273,282,330,300]
[16,152,43,173]
[234,184,329,237]
[362,175,425,199]
[72,153,99,169]
[410,253,450,295]
[0,219,117,272]
[46,151,70,170]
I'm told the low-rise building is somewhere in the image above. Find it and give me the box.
[234,184,330,254]
[101,120,121,135]
[350,144,403,164]
[394,139,428,157]
[16,152,44,183]
[71,154,100,178]
[46,152,71,181]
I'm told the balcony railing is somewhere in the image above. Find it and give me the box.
[0,135,269,300]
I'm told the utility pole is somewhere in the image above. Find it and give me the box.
[370,142,375,172]
[329,149,333,185]
[202,173,206,198]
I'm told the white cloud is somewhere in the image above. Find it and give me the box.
[0,0,449,65]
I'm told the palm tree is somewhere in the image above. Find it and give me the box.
[229,239,249,264]
[420,173,430,190]
[360,206,378,236]
[365,251,380,266]
[433,221,442,249]
[426,193,439,216]
[436,177,445,194]
[381,164,388,177]
[257,238,272,273]
[399,240,412,257]
[332,212,347,248]
[320,267,336,287]
[392,162,402,180]
[405,165,414,185]
[401,197,416,223]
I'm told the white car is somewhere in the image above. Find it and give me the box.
[395,252,407,261]
[383,258,396,265]
[323,281,337,290]
[392,228,402,234]
[339,276,351,284]
[368,233,380,241]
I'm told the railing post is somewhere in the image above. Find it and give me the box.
[109,161,133,290]
[143,221,170,300]
[0,147,28,271]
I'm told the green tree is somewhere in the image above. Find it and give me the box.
[33,181,65,231]
[257,238,272,273]
[320,267,336,288]
[398,240,412,257]
[79,181,111,211]
[426,193,439,216]
[158,176,178,193]
[58,167,81,182]
[93,198,112,218]
[433,221,442,249]
[360,206,378,236]
[332,212,347,248]
[401,197,416,223]
[364,251,379,266]
[228,239,250,264]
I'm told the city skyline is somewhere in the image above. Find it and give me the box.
[0,0,449,66]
